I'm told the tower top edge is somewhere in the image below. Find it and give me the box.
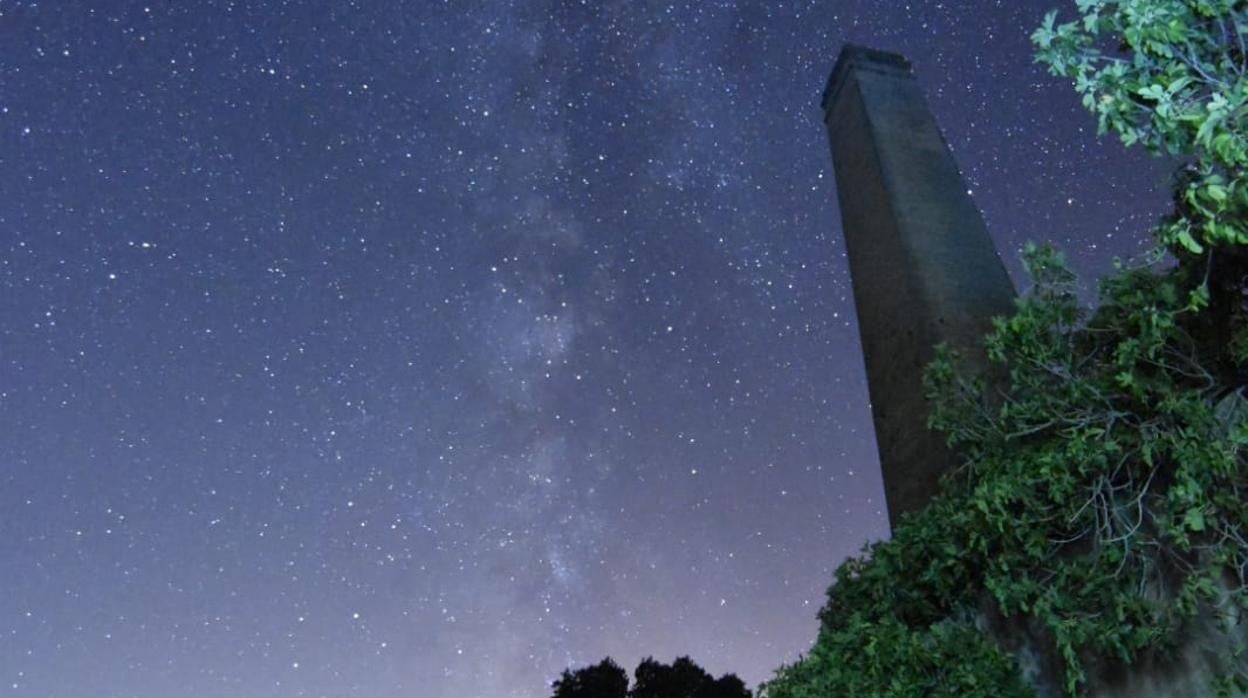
[821,45,914,114]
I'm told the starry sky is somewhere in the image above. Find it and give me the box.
[0,1,1177,697]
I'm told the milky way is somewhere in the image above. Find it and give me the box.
[1,2,1175,696]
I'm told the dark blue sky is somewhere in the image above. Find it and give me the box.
[1,1,1171,696]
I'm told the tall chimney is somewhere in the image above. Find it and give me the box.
[821,45,1016,530]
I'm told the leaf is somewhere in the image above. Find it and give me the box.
[1211,132,1235,161]
[1166,76,1194,95]
[1176,228,1205,254]
[1214,387,1248,433]
[1184,508,1206,532]
[1187,282,1210,311]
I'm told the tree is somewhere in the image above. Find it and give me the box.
[552,657,629,698]
[631,656,750,698]
[1031,0,1248,386]
[630,657,710,698]
[1033,0,1248,256]
[551,656,751,698]
[706,675,751,698]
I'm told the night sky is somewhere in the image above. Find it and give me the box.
[0,2,1176,697]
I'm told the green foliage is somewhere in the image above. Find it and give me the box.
[761,616,1027,698]
[1032,0,1248,254]
[761,4,1248,695]
[762,495,1031,698]
[929,242,1248,693]
[762,242,1248,697]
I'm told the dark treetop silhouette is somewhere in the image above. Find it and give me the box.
[552,656,751,698]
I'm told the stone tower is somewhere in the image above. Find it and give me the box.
[821,45,1016,530]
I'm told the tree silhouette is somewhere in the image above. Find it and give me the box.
[551,657,629,698]
[631,656,750,698]
[630,656,709,698]
[551,656,750,698]
[706,675,750,698]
